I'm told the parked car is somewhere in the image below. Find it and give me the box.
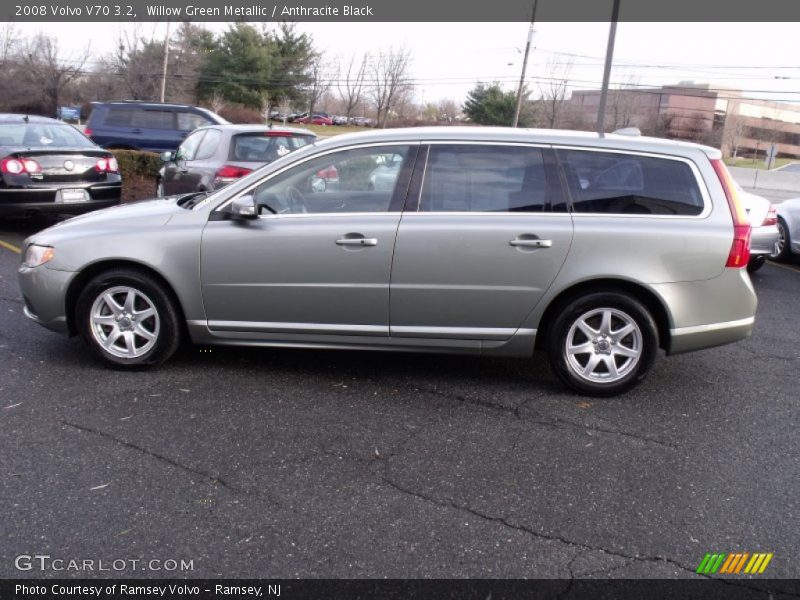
[18,127,757,397]
[0,114,121,218]
[333,116,349,126]
[294,113,334,126]
[770,196,800,261]
[737,186,779,272]
[156,124,315,197]
[351,116,373,127]
[85,101,228,153]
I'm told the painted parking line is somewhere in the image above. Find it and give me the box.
[0,239,21,254]
[768,261,800,274]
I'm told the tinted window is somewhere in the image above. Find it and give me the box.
[560,150,704,216]
[176,130,205,161]
[250,145,412,215]
[230,133,313,162]
[0,123,96,148]
[177,111,212,131]
[104,108,134,127]
[194,129,222,160]
[419,145,563,212]
[131,110,174,130]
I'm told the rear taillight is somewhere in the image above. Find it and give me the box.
[711,159,751,268]
[763,204,778,227]
[2,157,41,175]
[84,128,93,137]
[215,165,252,179]
[95,157,119,173]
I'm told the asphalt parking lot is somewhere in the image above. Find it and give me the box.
[1,216,799,582]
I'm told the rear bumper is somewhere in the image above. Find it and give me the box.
[0,183,121,217]
[651,267,757,355]
[750,223,779,256]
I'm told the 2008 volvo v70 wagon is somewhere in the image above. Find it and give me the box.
[18,127,757,396]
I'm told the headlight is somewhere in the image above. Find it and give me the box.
[23,244,55,268]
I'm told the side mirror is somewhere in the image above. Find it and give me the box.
[310,176,326,193]
[160,151,174,163]
[229,194,258,220]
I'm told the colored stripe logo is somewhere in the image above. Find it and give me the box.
[696,553,773,574]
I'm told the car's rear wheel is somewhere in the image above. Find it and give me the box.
[76,269,181,368]
[547,292,658,397]
[769,218,791,262]
[747,255,766,272]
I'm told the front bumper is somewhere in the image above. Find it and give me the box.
[17,264,76,335]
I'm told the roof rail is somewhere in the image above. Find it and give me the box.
[613,127,641,136]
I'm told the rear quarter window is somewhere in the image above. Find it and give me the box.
[559,149,704,216]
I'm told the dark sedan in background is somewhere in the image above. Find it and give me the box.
[157,124,315,197]
[0,114,121,218]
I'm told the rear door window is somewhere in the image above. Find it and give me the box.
[131,110,175,130]
[417,144,566,213]
[559,149,704,216]
[230,133,313,162]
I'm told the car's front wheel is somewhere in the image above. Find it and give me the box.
[75,269,181,368]
[747,255,766,272]
[547,292,658,397]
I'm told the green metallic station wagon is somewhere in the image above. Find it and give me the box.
[18,127,757,396]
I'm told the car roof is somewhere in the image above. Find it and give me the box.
[195,124,316,137]
[311,126,722,159]
[0,113,66,125]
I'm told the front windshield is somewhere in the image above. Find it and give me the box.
[0,122,97,148]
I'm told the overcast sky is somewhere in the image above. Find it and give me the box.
[11,21,800,106]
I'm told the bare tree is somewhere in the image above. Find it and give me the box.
[337,52,368,120]
[538,59,573,128]
[305,53,330,117]
[723,107,747,158]
[113,27,163,101]
[0,24,20,64]
[22,34,89,116]
[207,92,227,114]
[369,46,413,128]
[437,99,459,122]
[277,95,292,124]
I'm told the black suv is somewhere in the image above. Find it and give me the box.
[85,102,228,153]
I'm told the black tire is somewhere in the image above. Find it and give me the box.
[547,292,658,397]
[75,268,181,368]
[769,218,791,262]
[747,255,766,273]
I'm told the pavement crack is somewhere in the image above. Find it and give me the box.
[61,419,279,505]
[416,386,526,419]
[380,475,697,576]
[415,386,674,450]
[531,414,676,450]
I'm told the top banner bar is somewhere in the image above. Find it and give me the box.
[5,0,800,22]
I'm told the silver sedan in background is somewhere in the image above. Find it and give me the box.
[738,188,779,272]
[771,197,800,262]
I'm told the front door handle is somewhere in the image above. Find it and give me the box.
[336,238,378,247]
[510,238,552,248]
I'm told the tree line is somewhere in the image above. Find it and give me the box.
[0,23,416,126]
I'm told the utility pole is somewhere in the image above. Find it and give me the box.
[159,21,171,103]
[596,0,621,135]
[512,0,537,128]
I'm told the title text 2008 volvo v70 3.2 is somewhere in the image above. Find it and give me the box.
[18,127,757,396]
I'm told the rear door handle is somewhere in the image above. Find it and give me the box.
[336,238,378,247]
[510,238,552,248]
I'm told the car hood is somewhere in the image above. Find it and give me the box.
[28,196,187,246]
